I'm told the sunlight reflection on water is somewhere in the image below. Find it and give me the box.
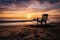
[0,18,60,26]
[0,21,37,26]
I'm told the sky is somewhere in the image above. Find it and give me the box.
[0,0,60,19]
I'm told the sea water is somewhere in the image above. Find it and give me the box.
[0,18,60,26]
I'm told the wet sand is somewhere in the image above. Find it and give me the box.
[0,22,60,40]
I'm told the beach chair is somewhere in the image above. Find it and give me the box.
[37,14,48,24]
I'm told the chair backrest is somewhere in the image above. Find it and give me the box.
[42,14,48,21]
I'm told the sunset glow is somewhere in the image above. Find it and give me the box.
[27,15,31,18]
[0,0,60,40]
[0,0,60,19]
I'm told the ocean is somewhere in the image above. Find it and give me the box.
[0,18,60,26]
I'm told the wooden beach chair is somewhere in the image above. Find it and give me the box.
[37,14,48,24]
[36,14,48,24]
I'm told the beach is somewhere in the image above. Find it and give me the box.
[0,21,60,40]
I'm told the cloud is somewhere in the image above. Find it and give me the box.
[0,0,60,15]
[39,2,60,12]
[38,0,60,4]
[16,0,31,2]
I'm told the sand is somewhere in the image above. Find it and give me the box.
[0,22,60,40]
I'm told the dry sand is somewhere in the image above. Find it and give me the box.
[0,22,60,40]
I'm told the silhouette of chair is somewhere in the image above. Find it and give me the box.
[36,14,48,24]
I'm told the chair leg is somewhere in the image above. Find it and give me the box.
[45,21,47,24]
[37,21,38,25]
[41,22,43,25]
